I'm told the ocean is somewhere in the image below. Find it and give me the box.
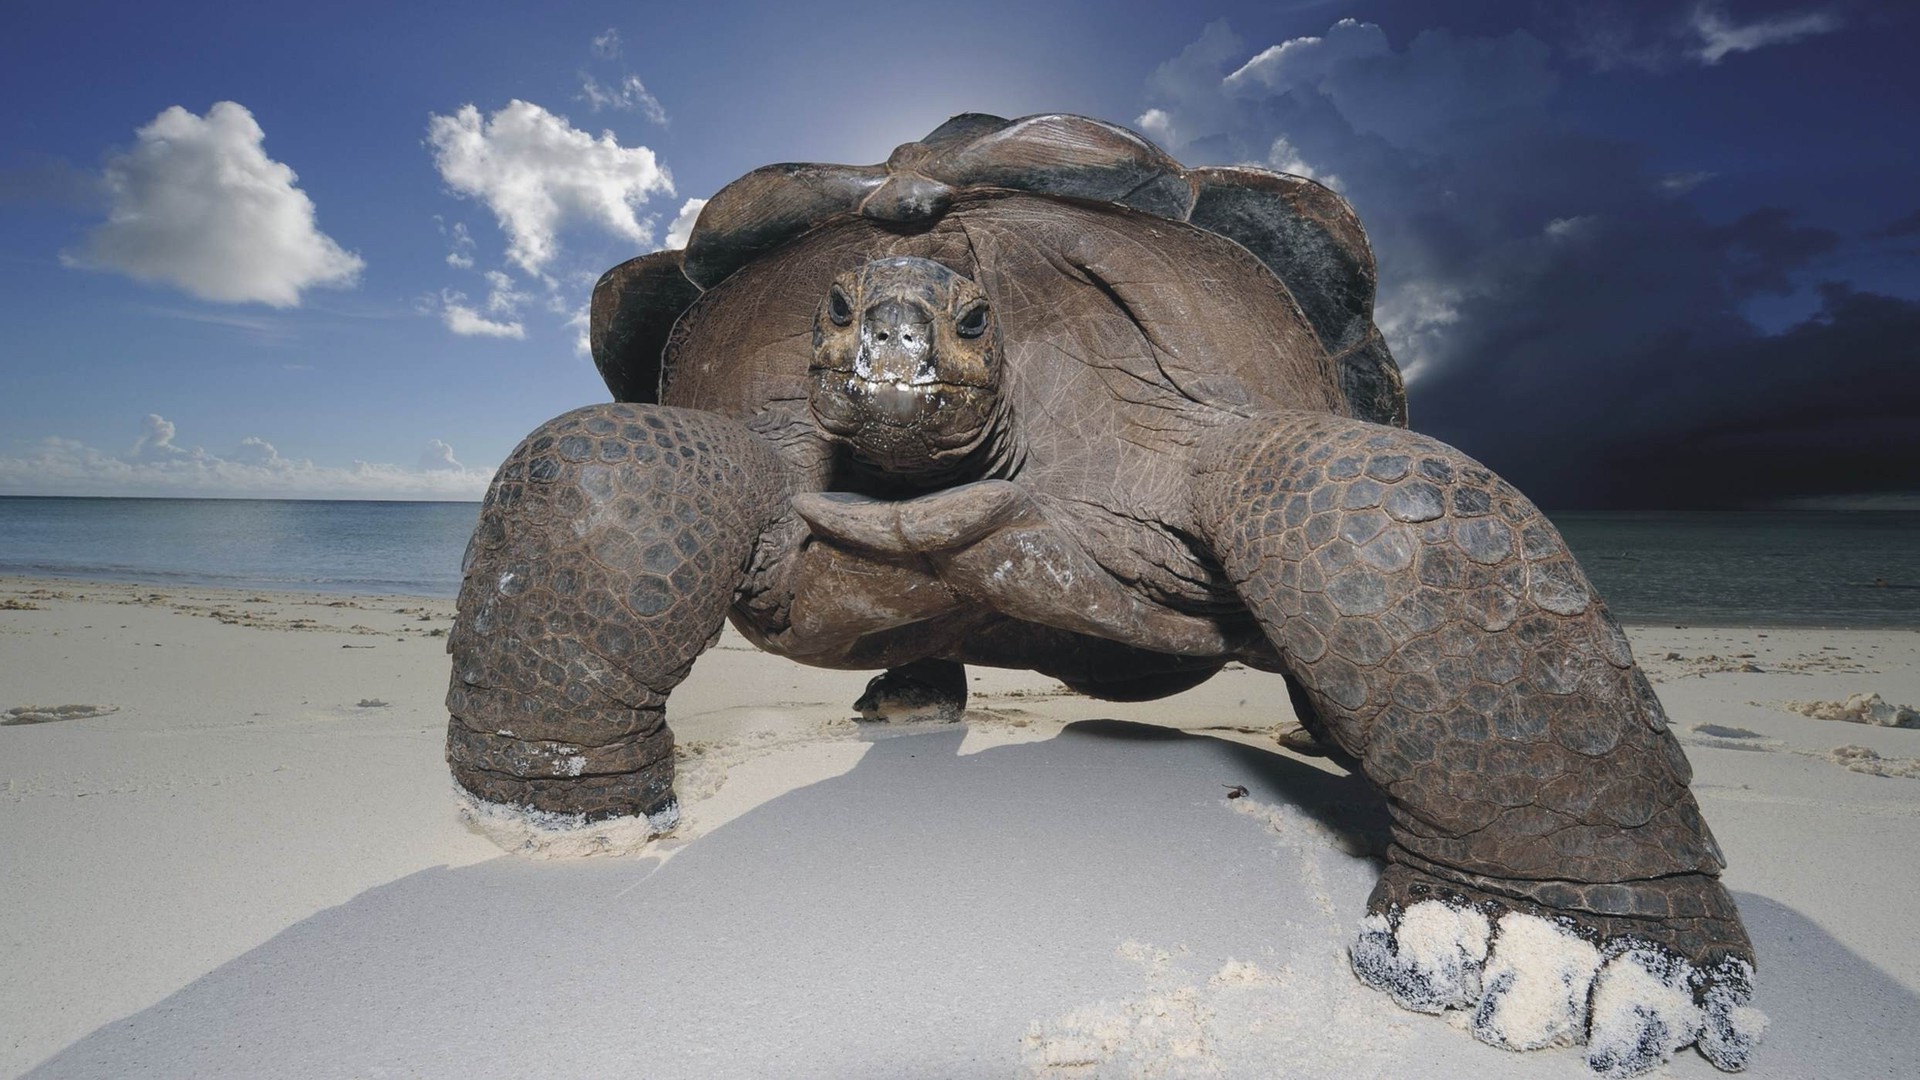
[0,497,1914,627]
[0,497,480,599]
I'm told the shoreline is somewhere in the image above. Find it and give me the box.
[4,575,1918,1077]
[6,572,1918,632]
[0,569,462,603]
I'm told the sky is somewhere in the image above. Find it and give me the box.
[0,0,1914,508]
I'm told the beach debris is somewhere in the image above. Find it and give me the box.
[1675,654,1767,676]
[356,698,390,708]
[1649,649,1867,679]
[1828,745,1920,779]
[1782,692,1920,728]
[1224,784,1249,800]
[4,704,120,726]
[0,598,44,610]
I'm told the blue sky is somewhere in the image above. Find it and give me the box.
[1,0,1914,506]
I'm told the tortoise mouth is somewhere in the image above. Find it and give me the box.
[808,370,1000,465]
[818,372,987,417]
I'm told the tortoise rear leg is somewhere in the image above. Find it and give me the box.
[446,403,789,833]
[854,658,968,723]
[1197,413,1764,1077]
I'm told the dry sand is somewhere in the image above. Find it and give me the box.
[2,575,1917,1078]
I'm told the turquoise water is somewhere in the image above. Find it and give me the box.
[0,497,1914,626]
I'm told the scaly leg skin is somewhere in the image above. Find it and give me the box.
[446,403,790,845]
[1196,412,1765,1078]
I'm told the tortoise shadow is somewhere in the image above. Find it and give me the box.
[23,719,1915,1079]
[1060,717,1392,857]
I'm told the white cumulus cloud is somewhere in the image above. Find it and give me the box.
[132,412,190,458]
[439,269,531,338]
[1134,108,1178,147]
[0,416,491,500]
[580,74,668,124]
[417,439,464,471]
[427,100,674,277]
[664,197,706,250]
[230,436,285,466]
[1265,136,1342,191]
[441,290,526,339]
[1224,18,1391,96]
[480,269,528,314]
[566,303,592,358]
[73,101,363,307]
[1690,4,1840,64]
[1372,280,1466,384]
[442,219,476,268]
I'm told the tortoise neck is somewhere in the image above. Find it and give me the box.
[835,395,1024,496]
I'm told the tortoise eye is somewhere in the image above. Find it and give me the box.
[955,302,989,338]
[827,286,853,326]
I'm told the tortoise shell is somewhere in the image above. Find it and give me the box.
[590,113,1405,427]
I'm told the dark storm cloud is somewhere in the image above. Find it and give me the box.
[1710,208,1839,295]
[1593,286,1920,507]
[1140,18,1915,508]
[1553,2,1844,72]
[1414,283,1920,507]
[1874,209,1920,239]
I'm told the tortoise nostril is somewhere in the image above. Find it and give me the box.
[877,331,890,341]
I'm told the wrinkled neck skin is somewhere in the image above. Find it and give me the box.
[825,390,1021,494]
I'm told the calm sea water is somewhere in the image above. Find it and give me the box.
[0,497,480,598]
[0,497,1915,626]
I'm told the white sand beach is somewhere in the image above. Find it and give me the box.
[3,575,1917,1078]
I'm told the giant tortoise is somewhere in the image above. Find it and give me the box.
[445,113,1762,1076]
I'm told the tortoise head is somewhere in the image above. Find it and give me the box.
[808,256,1002,477]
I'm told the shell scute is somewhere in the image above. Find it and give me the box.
[590,249,698,404]
[923,113,1194,221]
[680,162,885,289]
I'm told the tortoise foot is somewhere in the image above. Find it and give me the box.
[854,658,967,723]
[1351,864,1764,1077]
[453,782,680,858]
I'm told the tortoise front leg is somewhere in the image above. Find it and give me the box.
[446,403,790,827]
[1196,412,1763,1077]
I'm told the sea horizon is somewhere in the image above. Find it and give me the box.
[10,492,1917,510]
[0,494,485,505]
[2,495,1916,628]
